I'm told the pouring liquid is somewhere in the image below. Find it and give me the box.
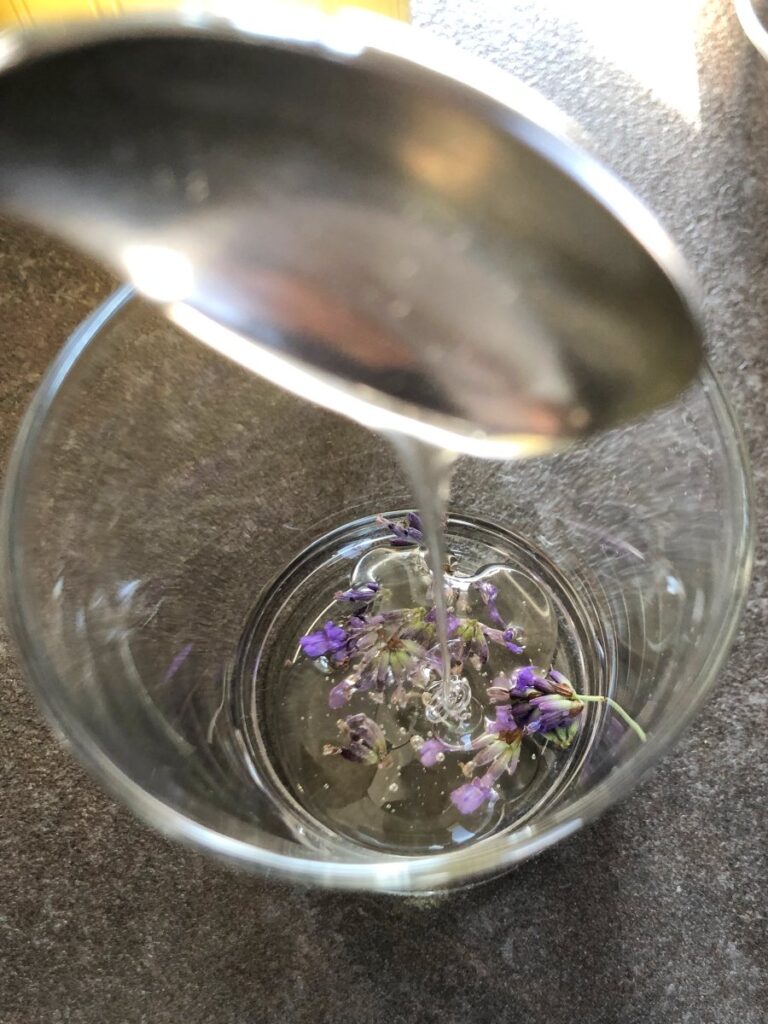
[386,437,463,723]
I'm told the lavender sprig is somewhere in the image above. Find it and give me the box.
[471,579,526,654]
[309,609,435,709]
[430,666,646,814]
[475,581,504,626]
[299,620,349,661]
[323,713,392,767]
[335,581,381,603]
[377,511,424,547]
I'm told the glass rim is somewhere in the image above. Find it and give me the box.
[1,286,755,891]
[735,0,768,61]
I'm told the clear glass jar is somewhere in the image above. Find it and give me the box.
[1,288,752,891]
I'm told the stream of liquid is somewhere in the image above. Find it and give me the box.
[387,436,459,717]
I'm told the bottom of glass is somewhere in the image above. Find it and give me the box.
[224,513,611,858]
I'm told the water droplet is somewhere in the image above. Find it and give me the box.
[389,783,399,793]
[436,752,445,763]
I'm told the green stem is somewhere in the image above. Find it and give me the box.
[577,694,647,743]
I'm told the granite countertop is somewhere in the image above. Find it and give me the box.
[1,2,766,1022]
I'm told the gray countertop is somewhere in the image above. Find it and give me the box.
[1,2,766,1022]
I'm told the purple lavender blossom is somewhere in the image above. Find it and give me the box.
[418,737,451,767]
[502,626,525,655]
[514,664,540,688]
[483,624,526,657]
[475,581,504,626]
[451,780,493,814]
[330,608,432,706]
[456,619,490,668]
[486,666,584,746]
[443,709,525,815]
[487,668,533,704]
[516,664,554,691]
[425,606,460,636]
[526,693,583,734]
[487,704,521,732]
[323,713,391,767]
[335,581,381,603]
[548,668,576,694]
[472,581,526,653]
[299,620,348,659]
[328,678,356,709]
[491,665,555,700]
[377,511,424,547]
[298,515,647,812]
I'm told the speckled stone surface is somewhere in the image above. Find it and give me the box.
[1,2,766,1022]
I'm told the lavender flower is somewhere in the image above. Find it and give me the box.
[475,581,504,626]
[299,620,349,660]
[513,664,542,690]
[377,511,424,547]
[425,606,460,636]
[472,581,525,653]
[483,624,526,657]
[451,780,493,815]
[447,709,524,814]
[484,665,647,747]
[323,713,391,767]
[456,619,490,668]
[418,737,451,767]
[502,626,525,655]
[460,714,523,782]
[328,678,356,709]
[526,692,583,734]
[335,609,432,705]
[335,581,381,603]
[487,702,530,731]
[487,665,552,704]
[549,668,576,692]
[485,666,583,749]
